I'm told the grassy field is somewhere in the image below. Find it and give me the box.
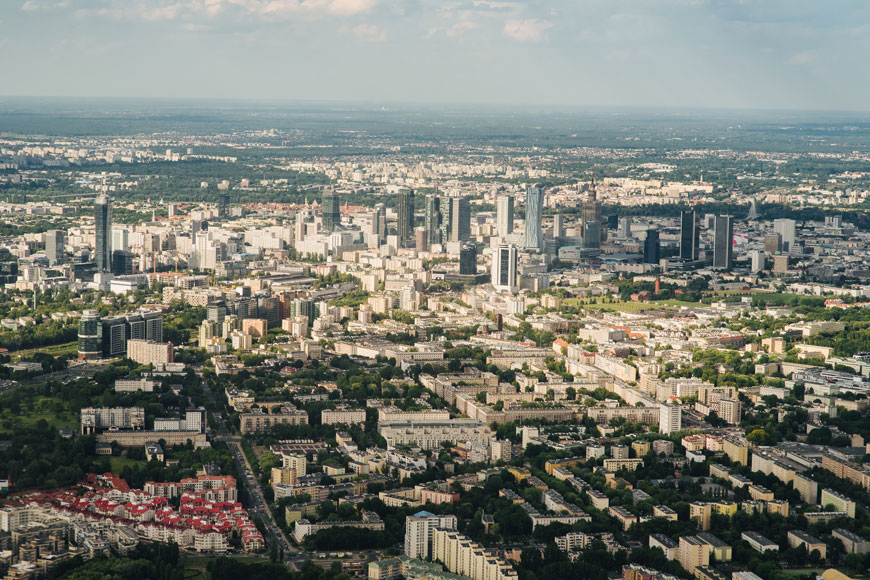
[563,298,705,313]
[109,456,145,472]
[182,555,272,579]
[0,396,79,434]
[779,569,825,578]
[9,341,79,360]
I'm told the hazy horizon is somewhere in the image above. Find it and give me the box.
[1,1,868,111]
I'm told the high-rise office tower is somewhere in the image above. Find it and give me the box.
[524,184,543,250]
[750,250,765,273]
[397,189,415,245]
[425,195,442,247]
[773,219,796,252]
[552,214,564,238]
[643,229,660,264]
[112,228,129,253]
[713,215,734,270]
[491,244,518,294]
[218,192,230,219]
[46,230,65,266]
[617,217,632,239]
[94,194,112,273]
[580,178,602,249]
[679,210,700,261]
[111,250,134,275]
[496,195,514,238]
[448,197,470,242]
[322,189,341,232]
[764,233,782,254]
[374,204,387,242]
[459,245,477,275]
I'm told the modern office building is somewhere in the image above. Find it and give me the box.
[491,244,518,294]
[580,180,603,249]
[680,210,699,260]
[94,193,112,272]
[78,310,103,360]
[322,189,341,232]
[618,216,632,239]
[218,192,230,219]
[773,219,796,252]
[644,229,660,264]
[459,245,477,275]
[524,184,543,250]
[425,195,442,246]
[46,230,65,266]
[447,197,470,243]
[397,189,415,245]
[496,195,514,238]
[713,215,733,270]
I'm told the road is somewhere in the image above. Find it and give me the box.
[199,371,297,565]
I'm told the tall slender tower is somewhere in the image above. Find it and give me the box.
[425,195,442,247]
[680,210,699,261]
[713,215,734,270]
[580,174,602,249]
[94,194,112,273]
[322,188,341,232]
[524,184,543,250]
[397,189,415,245]
[496,195,514,238]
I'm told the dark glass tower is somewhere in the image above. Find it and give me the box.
[643,229,660,264]
[680,210,699,260]
[94,194,112,272]
[397,189,415,245]
[322,189,341,232]
[425,195,441,246]
[713,215,734,270]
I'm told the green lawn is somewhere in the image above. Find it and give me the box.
[10,341,79,360]
[779,569,825,578]
[0,397,79,434]
[110,456,145,472]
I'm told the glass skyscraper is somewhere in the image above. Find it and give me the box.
[94,194,112,273]
[524,184,543,250]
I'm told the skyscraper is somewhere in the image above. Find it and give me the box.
[94,193,112,273]
[397,189,415,245]
[459,245,477,275]
[524,184,543,250]
[643,229,660,264]
[425,195,442,247]
[491,244,518,293]
[218,192,230,219]
[552,214,564,238]
[617,217,632,239]
[496,195,514,238]
[322,189,341,232]
[46,230,65,266]
[773,218,796,252]
[680,210,700,261]
[580,177,602,249]
[374,204,387,242]
[713,215,734,270]
[448,197,470,243]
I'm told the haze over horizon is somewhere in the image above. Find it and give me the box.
[1,0,868,112]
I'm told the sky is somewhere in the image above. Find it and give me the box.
[1,0,869,110]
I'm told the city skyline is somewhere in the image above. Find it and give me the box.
[1,1,869,111]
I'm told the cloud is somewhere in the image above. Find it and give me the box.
[352,22,386,42]
[786,51,816,65]
[183,22,210,31]
[20,0,69,11]
[427,19,479,38]
[503,18,551,42]
[226,0,376,18]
